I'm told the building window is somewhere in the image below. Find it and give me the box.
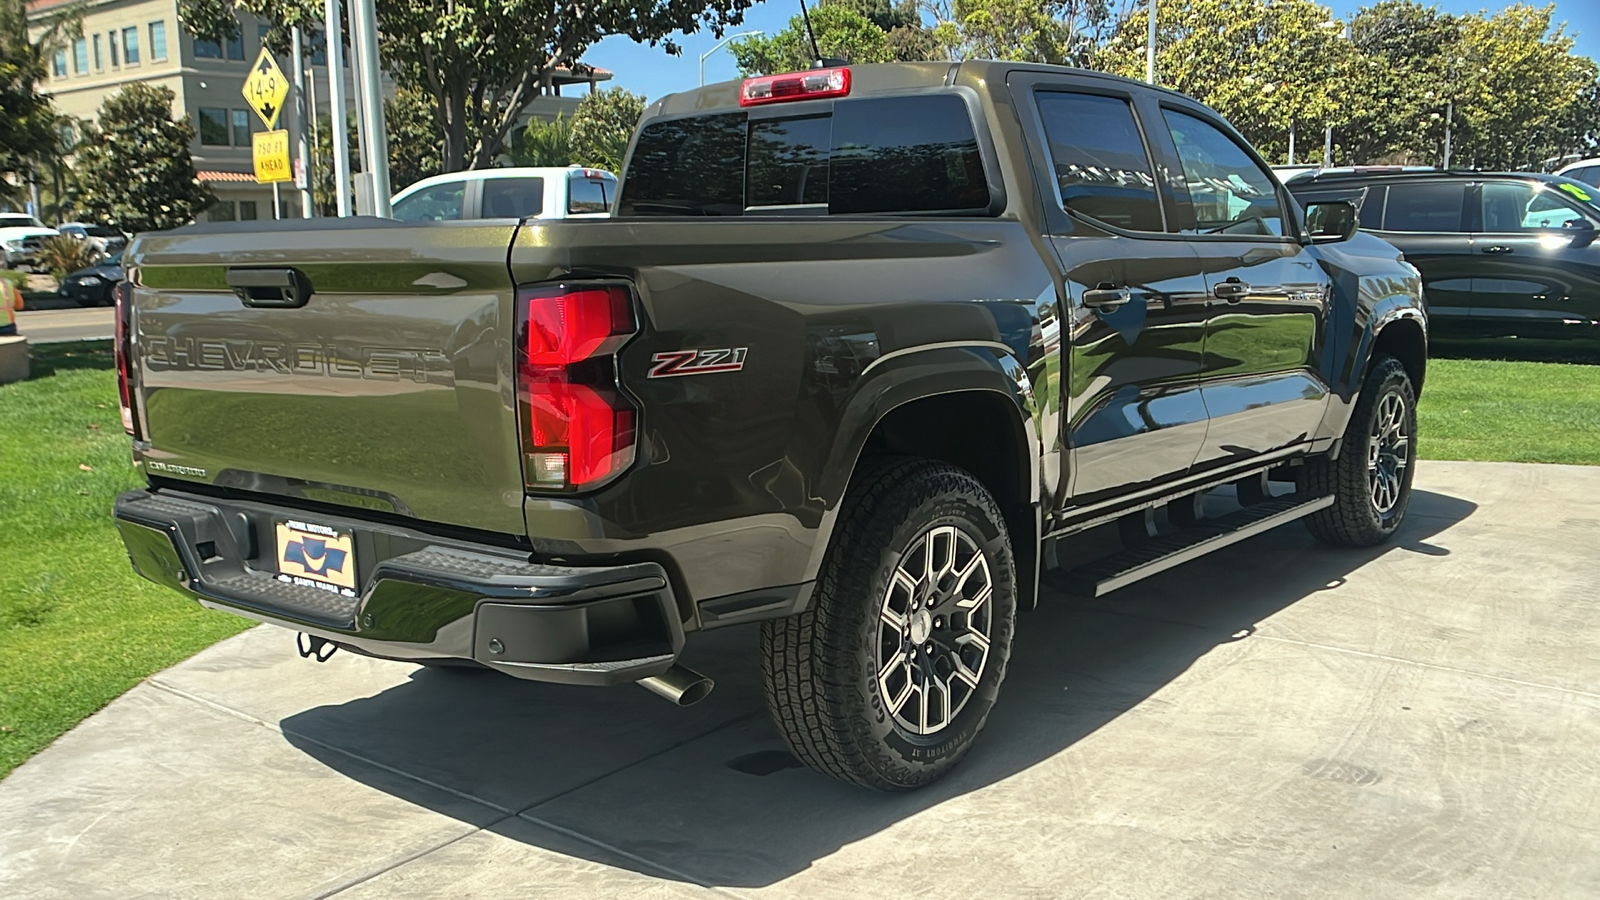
[231,110,250,146]
[72,37,88,74]
[150,21,167,61]
[58,123,76,149]
[52,49,66,78]
[109,31,119,66]
[239,201,258,221]
[208,201,237,222]
[193,35,222,59]
[93,34,102,69]
[199,107,230,146]
[226,28,244,60]
[122,26,140,65]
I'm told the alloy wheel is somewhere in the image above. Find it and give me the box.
[1367,391,1410,515]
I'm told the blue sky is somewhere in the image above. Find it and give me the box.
[581,0,1600,102]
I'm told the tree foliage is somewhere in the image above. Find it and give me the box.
[74,84,213,234]
[183,0,755,173]
[731,0,938,75]
[932,0,1117,65]
[0,0,71,205]
[1097,0,1600,168]
[509,87,645,172]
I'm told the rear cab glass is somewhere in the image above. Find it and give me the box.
[567,172,616,214]
[617,93,991,217]
[482,177,545,218]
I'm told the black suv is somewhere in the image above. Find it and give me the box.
[1287,169,1600,341]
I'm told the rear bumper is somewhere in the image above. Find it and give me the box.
[113,489,684,685]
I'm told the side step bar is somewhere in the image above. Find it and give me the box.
[1047,494,1335,598]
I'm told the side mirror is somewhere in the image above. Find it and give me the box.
[1565,218,1597,249]
[1305,200,1360,243]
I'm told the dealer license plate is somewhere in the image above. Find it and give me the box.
[274,519,358,596]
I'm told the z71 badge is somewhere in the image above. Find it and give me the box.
[648,347,748,378]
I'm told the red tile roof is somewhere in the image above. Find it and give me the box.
[197,170,256,183]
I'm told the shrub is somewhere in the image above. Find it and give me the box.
[35,234,101,278]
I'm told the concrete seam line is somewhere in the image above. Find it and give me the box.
[144,678,517,815]
[1252,634,1600,701]
[308,815,515,900]
[515,814,750,898]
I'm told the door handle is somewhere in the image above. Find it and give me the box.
[1481,245,1513,254]
[1082,286,1132,312]
[1213,279,1251,302]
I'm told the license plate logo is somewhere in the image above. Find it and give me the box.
[275,520,357,594]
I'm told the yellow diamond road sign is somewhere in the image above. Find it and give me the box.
[252,130,292,183]
[242,47,289,129]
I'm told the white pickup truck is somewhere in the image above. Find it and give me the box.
[390,165,618,221]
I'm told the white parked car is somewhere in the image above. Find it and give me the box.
[1556,158,1600,189]
[56,222,129,258]
[0,213,59,270]
[391,166,619,222]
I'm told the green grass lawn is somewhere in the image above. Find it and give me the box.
[1420,357,1600,465]
[0,340,1597,780]
[0,342,249,779]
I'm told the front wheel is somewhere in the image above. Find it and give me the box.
[761,458,1017,790]
[1300,355,1417,546]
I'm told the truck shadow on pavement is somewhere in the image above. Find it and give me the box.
[281,489,1475,889]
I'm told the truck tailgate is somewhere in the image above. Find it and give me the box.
[128,219,525,536]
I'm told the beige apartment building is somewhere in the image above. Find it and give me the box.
[28,0,609,222]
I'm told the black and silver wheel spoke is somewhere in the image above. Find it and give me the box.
[1367,392,1409,515]
[876,525,993,736]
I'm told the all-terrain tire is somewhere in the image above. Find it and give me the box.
[760,457,1017,791]
[1300,355,1417,547]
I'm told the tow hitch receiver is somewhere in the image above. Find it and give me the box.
[297,633,338,662]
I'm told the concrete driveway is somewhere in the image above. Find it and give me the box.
[3,460,1599,899]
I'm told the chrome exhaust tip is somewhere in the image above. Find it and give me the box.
[636,664,714,707]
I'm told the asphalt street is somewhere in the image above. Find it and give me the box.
[2,460,1597,899]
[15,304,114,343]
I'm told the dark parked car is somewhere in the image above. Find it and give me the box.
[1288,169,1600,340]
[113,61,1425,790]
[58,251,123,307]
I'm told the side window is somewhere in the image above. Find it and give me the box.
[1358,186,1386,229]
[829,94,990,215]
[1480,181,1597,232]
[1381,182,1466,232]
[1034,91,1163,232]
[567,176,613,214]
[1568,166,1600,188]
[393,183,466,222]
[1161,109,1283,236]
[482,177,545,218]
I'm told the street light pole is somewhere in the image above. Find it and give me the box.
[700,31,764,85]
[349,0,391,216]
[1444,99,1453,168]
[1146,0,1157,84]
[324,0,352,216]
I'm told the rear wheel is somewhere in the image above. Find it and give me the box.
[1300,355,1417,546]
[760,458,1017,790]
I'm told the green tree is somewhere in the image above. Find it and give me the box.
[567,87,646,172]
[1339,1,1461,165]
[183,0,756,172]
[932,0,1114,66]
[311,89,448,214]
[1096,0,1355,163]
[730,0,939,76]
[0,0,72,207]
[509,114,575,168]
[74,84,213,233]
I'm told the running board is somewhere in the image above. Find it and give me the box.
[1046,494,1335,598]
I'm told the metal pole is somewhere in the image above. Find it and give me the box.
[273,182,281,219]
[307,58,320,214]
[699,31,763,86]
[1288,120,1295,166]
[324,0,353,216]
[1146,0,1157,84]
[349,0,391,216]
[291,27,312,218]
[1324,124,1333,168]
[1444,100,1453,169]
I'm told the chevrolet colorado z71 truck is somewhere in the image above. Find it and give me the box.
[112,61,1426,790]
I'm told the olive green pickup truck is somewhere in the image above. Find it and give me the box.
[112,61,1426,790]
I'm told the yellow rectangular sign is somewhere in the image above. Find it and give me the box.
[252,129,292,183]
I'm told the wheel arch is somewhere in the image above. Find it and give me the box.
[808,345,1043,609]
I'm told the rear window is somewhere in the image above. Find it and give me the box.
[617,93,990,217]
[482,177,544,218]
[567,175,615,214]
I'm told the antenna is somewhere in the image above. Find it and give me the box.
[799,0,823,67]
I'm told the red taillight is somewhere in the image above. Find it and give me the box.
[740,67,850,107]
[113,280,135,435]
[516,284,636,490]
